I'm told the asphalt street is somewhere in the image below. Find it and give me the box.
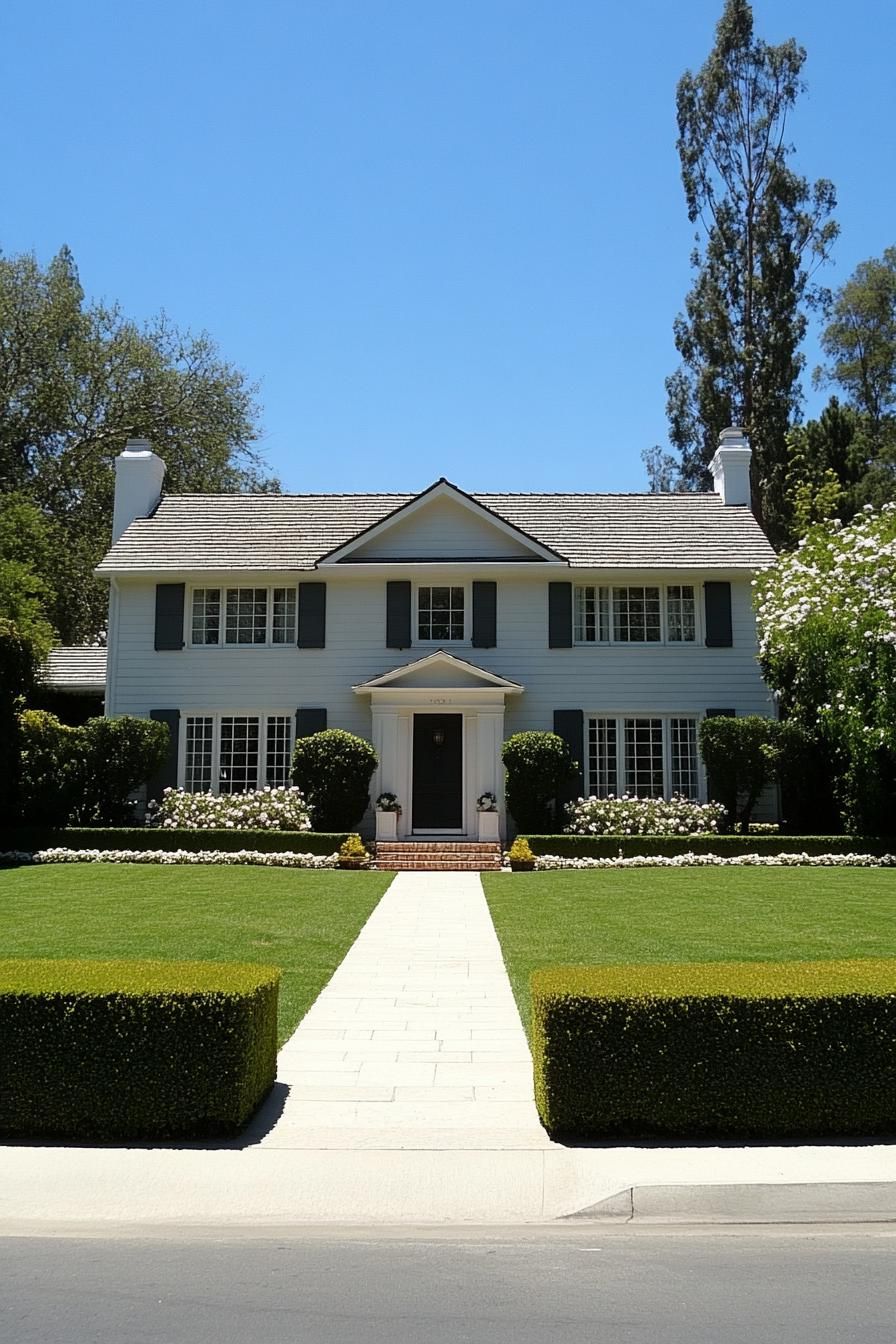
[2,1226,895,1343]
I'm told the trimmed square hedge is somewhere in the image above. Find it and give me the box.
[532,959,896,1140]
[0,959,279,1140]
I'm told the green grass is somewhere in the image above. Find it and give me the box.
[482,868,896,1033]
[0,864,391,1045]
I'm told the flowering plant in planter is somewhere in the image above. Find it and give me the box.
[476,791,497,812]
[375,792,402,813]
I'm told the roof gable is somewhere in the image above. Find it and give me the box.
[320,479,565,565]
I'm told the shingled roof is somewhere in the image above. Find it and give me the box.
[40,646,107,693]
[96,489,775,574]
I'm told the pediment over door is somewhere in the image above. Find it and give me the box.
[353,650,523,696]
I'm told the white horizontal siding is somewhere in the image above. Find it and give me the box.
[111,574,772,730]
[350,496,536,559]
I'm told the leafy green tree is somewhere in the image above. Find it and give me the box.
[291,730,378,832]
[666,0,837,547]
[818,247,896,440]
[0,246,277,643]
[502,731,576,834]
[0,619,39,820]
[698,714,787,831]
[641,444,681,492]
[755,505,896,833]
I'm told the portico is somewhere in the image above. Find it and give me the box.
[353,650,523,840]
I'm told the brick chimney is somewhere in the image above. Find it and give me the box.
[111,438,165,542]
[710,427,751,506]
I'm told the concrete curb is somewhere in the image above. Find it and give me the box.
[568,1182,896,1224]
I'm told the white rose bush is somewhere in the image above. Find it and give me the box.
[155,786,312,832]
[1,848,337,868]
[755,503,896,832]
[564,795,726,836]
[523,851,896,871]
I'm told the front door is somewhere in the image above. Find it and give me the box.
[412,713,463,831]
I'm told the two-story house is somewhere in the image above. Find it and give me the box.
[96,430,775,838]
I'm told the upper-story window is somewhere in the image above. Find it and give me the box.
[574,585,696,644]
[190,587,297,646]
[418,585,465,642]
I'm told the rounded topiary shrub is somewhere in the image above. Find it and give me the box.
[291,729,378,832]
[502,731,575,834]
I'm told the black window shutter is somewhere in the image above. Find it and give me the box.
[553,708,584,798]
[471,581,497,648]
[147,709,180,800]
[296,707,327,738]
[548,582,573,648]
[704,582,733,647]
[154,583,185,650]
[298,583,326,648]
[386,581,412,649]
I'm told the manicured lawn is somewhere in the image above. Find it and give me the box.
[0,864,391,1045]
[482,868,896,1033]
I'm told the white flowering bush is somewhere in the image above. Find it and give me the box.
[156,786,312,831]
[1,848,337,868]
[755,503,896,832]
[564,795,726,836]
[526,851,896,870]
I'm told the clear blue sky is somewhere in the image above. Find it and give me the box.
[2,1,894,493]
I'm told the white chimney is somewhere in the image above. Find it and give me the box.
[112,438,165,542]
[710,427,752,506]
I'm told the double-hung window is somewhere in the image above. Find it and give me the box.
[586,714,700,799]
[573,584,696,644]
[190,587,297,646]
[183,713,294,792]
[418,586,465,642]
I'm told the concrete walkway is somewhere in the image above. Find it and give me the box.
[269,870,549,1148]
[2,870,895,1226]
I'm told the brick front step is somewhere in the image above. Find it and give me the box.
[374,841,504,872]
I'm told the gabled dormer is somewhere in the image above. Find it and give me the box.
[318,478,566,565]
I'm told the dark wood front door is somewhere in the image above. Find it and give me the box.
[412,714,463,830]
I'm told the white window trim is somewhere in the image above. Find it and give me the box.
[582,711,707,800]
[573,584,701,646]
[178,710,296,793]
[414,582,470,645]
[188,585,298,649]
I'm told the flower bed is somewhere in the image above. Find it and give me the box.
[520,851,896,870]
[154,786,311,831]
[565,795,726,836]
[1,848,338,869]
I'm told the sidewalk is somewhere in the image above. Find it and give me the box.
[1,871,895,1226]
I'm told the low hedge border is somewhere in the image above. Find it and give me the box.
[0,958,279,1141]
[0,827,350,856]
[522,833,896,859]
[532,959,896,1140]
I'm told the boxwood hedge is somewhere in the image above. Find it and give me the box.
[1,827,349,856]
[0,958,279,1140]
[532,959,896,1140]
[521,834,896,859]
